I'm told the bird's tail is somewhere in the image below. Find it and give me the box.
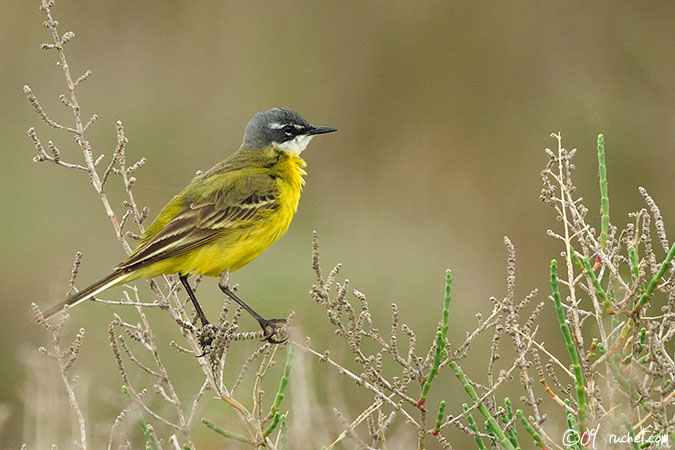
[41,270,130,320]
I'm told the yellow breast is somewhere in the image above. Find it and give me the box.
[186,153,305,276]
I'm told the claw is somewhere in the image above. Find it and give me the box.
[199,334,213,347]
[265,334,288,344]
[196,324,217,356]
[259,318,287,344]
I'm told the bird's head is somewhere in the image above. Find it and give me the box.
[242,107,337,155]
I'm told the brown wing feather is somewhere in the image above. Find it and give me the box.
[118,182,279,273]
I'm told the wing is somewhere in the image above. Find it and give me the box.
[118,172,279,272]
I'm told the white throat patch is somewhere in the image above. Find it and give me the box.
[276,134,314,155]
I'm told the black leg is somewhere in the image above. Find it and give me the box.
[218,279,286,344]
[179,275,210,327]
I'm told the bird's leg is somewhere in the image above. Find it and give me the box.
[179,275,210,327]
[179,275,217,352]
[218,270,287,344]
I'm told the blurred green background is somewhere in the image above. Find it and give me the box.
[2,0,674,448]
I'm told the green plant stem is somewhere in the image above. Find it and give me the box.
[607,355,651,412]
[571,250,615,314]
[515,409,547,448]
[201,417,254,444]
[628,245,640,281]
[632,242,675,315]
[264,412,281,436]
[597,134,610,249]
[502,398,518,448]
[550,260,588,430]
[463,403,487,450]
[418,269,452,405]
[433,400,446,435]
[279,414,288,450]
[564,400,582,450]
[637,353,651,365]
[611,241,675,355]
[622,414,640,450]
[270,346,295,417]
[450,361,517,450]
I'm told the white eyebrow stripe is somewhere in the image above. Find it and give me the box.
[293,124,304,130]
[268,122,284,129]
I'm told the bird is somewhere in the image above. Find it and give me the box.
[41,107,337,343]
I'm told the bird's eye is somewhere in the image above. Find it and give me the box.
[282,125,295,136]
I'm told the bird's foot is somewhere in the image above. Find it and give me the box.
[196,323,218,355]
[258,318,287,344]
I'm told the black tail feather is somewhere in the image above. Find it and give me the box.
[41,270,126,320]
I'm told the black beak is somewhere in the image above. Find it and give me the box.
[307,126,338,136]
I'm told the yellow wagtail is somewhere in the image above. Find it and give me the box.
[42,107,337,342]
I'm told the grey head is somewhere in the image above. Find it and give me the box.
[242,107,336,155]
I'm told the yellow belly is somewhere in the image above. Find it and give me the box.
[128,154,304,280]
[179,205,296,276]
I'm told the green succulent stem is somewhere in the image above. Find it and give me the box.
[463,403,487,450]
[597,134,610,249]
[571,249,615,314]
[516,409,547,448]
[450,361,517,450]
[550,260,589,430]
[502,398,518,448]
[632,242,675,315]
[279,414,288,450]
[622,414,640,450]
[628,245,640,281]
[418,269,452,405]
[201,417,254,444]
[270,346,295,418]
[610,241,675,356]
[433,400,446,435]
[264,412,281,436]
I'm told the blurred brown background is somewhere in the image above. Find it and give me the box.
[2,0,674,448]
